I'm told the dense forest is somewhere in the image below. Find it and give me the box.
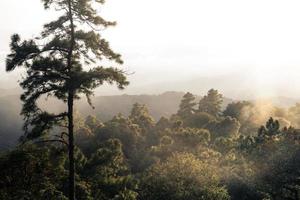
[0,91,234,149]
[1,91,298,150]
[1,89,300,199]
[1,0,300,199]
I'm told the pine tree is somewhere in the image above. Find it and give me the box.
[177,92,197,119]
[198,89,223,117]
[129,103,155,131]
[6,0,128,199]
[84,139,138,199]
[258,117,280,137]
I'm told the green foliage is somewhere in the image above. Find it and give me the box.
[258,117,280,137]
[85,115,104,132]
[258,148,300,199]
[206,116,241,139]
[129,103,156,148]
[83,139,138,200]
[155,116,172,130]
[129,103,155,131]
[5,1,300,199]
[0,145,68,199]
[2,88,300,200]
[150,126,211,160]
[0,140,138,200]
[97,114,141,158]
[6,1,129,198]
[177,92,197,119]
[173,127,211,147]
[140,153,230,200]
[6,0,128,142]
[186,111,216,128]
[198,89,223,117]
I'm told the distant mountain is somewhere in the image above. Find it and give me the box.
[76,91,186,121]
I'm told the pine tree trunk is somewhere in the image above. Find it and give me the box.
[68,93,75,200]
[67,0,75,199]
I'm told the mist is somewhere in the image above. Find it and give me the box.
[1,0,300,199]
[2,0,300,99]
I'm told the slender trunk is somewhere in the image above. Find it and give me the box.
[68,93,75,200]
[67,0,76,199]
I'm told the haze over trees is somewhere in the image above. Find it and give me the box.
[1,88,300,199]
[1,0,300,200]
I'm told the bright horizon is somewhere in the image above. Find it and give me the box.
[1,0,300,99]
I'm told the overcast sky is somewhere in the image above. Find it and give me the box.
[1,0,300,99]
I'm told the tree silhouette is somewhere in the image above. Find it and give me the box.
[258,117,280,137]
[177,92,197,119]
[198,89,223,117]
[6,0,128,199]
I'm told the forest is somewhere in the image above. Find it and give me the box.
[1,0,300,199]
[1,89,300,199]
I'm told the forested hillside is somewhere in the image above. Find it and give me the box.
[0,91,299,149]
[1,89,300,199]
[1,90,300,150]
[1,0,300,199]
[0,91,233,149]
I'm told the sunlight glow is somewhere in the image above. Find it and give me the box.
[1,0,300,98]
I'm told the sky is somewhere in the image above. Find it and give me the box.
[1,0,300,99]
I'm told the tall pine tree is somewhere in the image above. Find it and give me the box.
[6,0,128,199]
[177,92,197,119]
[198,89,223,117]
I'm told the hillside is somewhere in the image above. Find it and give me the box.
[1,90,299,150]
[0,91,235,150]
